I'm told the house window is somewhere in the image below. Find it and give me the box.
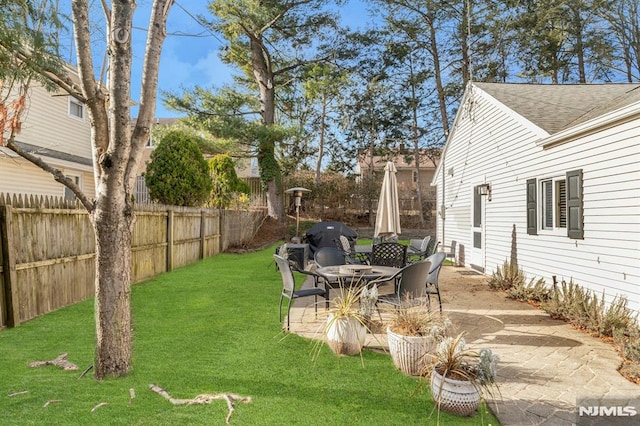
[541,178,566,230]
[69,97,84,120]
[526,169,583,238]
[412,170,418,183]
[64,174,81,200]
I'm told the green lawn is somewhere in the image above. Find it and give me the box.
[0,243,499,425]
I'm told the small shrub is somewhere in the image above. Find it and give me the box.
[542,278,582,320]
[386,297,452,338]
[208,153,250,209]
[543,279,637,338]
[489,260,525,290]
[600,296,636,337]
[614,326,640,363]
[145,130,212,206]
[506,277,549,303]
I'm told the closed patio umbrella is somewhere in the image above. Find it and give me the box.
[374,161,401,239]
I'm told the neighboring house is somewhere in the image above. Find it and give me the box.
[358,149,440,213]
[432,82,640,312]
[235,156,260,179]
[1,75,95,201]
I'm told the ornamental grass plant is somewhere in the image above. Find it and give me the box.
[386,297,452,338]
[0,244,499,425]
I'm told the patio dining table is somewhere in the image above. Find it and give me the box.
[316,264,398,285]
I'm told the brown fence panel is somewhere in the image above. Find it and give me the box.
[171,208,204,269]
[242,177,267,208]
[221,209,266,250]
[203,209,222,258]
[132,206,169,282]
[10,199,95,324]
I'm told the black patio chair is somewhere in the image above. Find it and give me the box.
[371,242,408,269]
[314,246,347,267]
[274,254,327,332]
[313,246,355,303]
[372,259,433,308]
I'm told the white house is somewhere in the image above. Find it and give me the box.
[432,82,640,312]
[1,73,95,201]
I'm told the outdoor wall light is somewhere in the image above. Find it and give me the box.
[478,183,492,201]
[285,187,311,238]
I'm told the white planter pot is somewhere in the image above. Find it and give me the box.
[326,315,366,355]
[430,368,481,416]
[387,327,436,376]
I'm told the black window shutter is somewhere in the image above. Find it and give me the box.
[566,169,584,239]
[526,178,537,235]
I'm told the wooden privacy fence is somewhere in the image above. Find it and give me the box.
[0,193,265,329]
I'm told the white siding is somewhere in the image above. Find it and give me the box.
[18,84,92,159]
[2,80,96,200]
[436,85,640,313]
[0,154,95,200]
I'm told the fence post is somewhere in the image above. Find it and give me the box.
[200,210,206,259]
[0,205,20,327]
[166,209,174,272]
[219,210,225,253]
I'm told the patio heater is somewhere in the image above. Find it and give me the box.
[285,187,311,239]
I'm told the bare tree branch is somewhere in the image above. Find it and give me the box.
[126,0,174,192]
[149,384,252,424]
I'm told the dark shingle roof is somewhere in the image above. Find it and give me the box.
[474,82,640,134]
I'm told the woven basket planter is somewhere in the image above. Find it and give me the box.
[387,327,436,376]
[326,315,366,355]
[430,368,481,416]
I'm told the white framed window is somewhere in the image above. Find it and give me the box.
[68,97,84,120]
[540,177,567,231]
[64,174,81,200]
[527,170,583,239]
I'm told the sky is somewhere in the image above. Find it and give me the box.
[128,0,374,118]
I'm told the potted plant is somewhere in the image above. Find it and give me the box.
[426,332,499,416]
[385,299,451,376]
[323,283,369,356]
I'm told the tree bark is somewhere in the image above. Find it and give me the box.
[250,34,284,221]
[91,196,134,378]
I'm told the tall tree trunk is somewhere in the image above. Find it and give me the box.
[315,95,327,219]
[408,54,425,227]
[426,3,450,137]
[570,4,587,83]
[91,197,134,378]
[460,0,471,84]
[4,0,170,379]
[70,0,172,378]
[250,36,284,222]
